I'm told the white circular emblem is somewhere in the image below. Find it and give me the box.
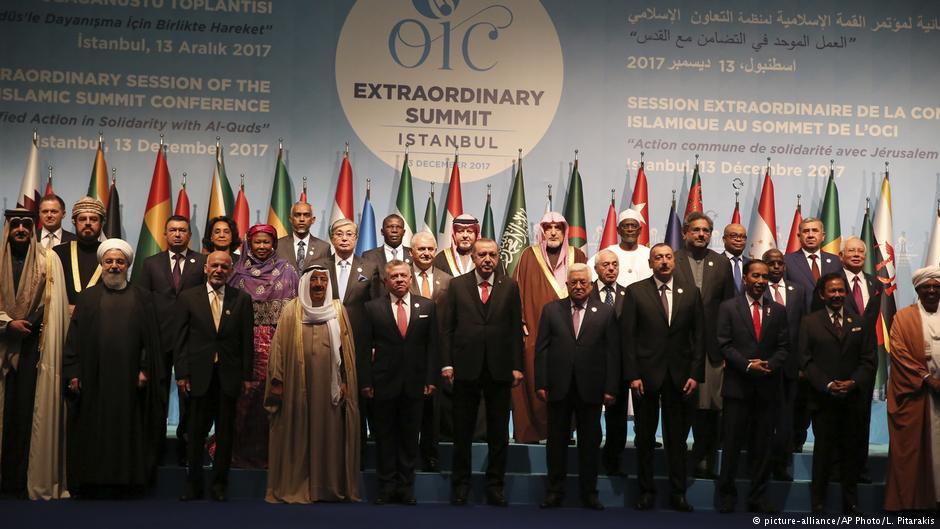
[677,288,683,294]
[335,0,564,182]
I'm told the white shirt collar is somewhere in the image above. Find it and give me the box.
[826,306,843,320]
[293,233,310,245]
[475,270,494,285]
[746,293,762,307]
[206,282,224,295]
[802,248,821,259]
[844,269,863,282]
[414,264,433,277]
[394,291,411,306]
[653,276,673,290]
[41,226,63,239]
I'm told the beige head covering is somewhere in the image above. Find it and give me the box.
[912,266,940,287]
[71,196,106,221]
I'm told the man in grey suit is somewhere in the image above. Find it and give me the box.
[408,231,452,471]
[363,214,412,282]
[275,201,330,272]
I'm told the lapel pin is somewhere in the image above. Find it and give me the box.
[788,285,794,291]
[414,302,420,308]
[677,288,683,294]
[591,307,597,312]
[189,258,196,263]
[627,268,633,273]
[825,258,831,263]
[357,267,363,273]
[225,309,231,315]
[708,261,714,266]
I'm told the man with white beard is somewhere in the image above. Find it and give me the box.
[64,239,165,498]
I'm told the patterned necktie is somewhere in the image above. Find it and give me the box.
[44,233,55,249]
[852,276,864,313]
[396,298,408,338]
[659,284,670,322]
[752,301,762,340]
[733,256,742,293]
[420,271,431,298]
[772,284,784,305]
[297,240,306,268]
[572,303,583,338]
[480,281,490,304]
[809,254,820,281]
[604,285,614,306]
[211,289,222,331]
[832,311,842,336]
[172,253,183,293]
[338,261,350,298]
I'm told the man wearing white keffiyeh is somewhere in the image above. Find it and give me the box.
[264,265,361,503]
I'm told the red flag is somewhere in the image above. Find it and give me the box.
[299,176,308,203]
[600,200,618,250]
[330,150,355,227]
[747,168,778,259]
[630,162,649,245]
[233,182,250,239]
[44,174,54,197]
[684,161,703,218]
[785,201,802,254]
[438,155,464,248]
[175,183,190,219]
[731,200,741,224]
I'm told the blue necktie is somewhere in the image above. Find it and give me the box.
[733,257,742,293]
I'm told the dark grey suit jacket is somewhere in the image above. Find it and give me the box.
[673,248,736,363]
[276,234,330,272]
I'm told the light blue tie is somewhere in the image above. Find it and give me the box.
[733,257,742,293]
[338,260,350,298]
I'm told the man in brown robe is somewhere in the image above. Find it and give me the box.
[511,212,587,443]
[264,266,360,503]
[885,266,940,511]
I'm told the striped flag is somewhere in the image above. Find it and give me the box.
[355,188,378,256]
[422,186,438,236]
[481,187,496,239]
[233,177,250,240]
[175,174,191,220]
[499,154,529,275]
[684,160,703,218]
[267,144,292,238]
[664,194,683,251]
[630,161,650,246]
[747,166,778,259]
[785,199,802,253]
[299,177,308,203]
[731,199,741,224]
[331,148,355,228]
[438,155,463,249]
[203,141,235,251]
[819,167,842,254]
[563,156,587,249]
[87,136,110,209]
[44,166,54,197]
[132,146,172,281]
[104,176,122,239]
[872,171,897,400]
[600,197,618,250]
[17,132,41,213]
[395,153,417,246]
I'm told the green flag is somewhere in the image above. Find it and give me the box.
[396,153,417,246]
[819,168,842,254]
[859,204,877,275]
[422,188,438,236]
[499,157,529,275]
[266,146,293,238]
[482,189,495,239]
[563,158,587,249]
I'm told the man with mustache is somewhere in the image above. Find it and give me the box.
[51,197,106,309]
[64,239,164,498]
[433,214,479,277]
[510,212,587,443]
[716,259,789,514]
[784,217,843,311]
[0,209,69,499]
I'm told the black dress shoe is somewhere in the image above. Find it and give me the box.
[401,494,417,506]
[209,484,227,502]
[793,444,804,454]
[179,485,203,502]
[718,496,736,514]
[772,468,794,482]
[373,495,388,505]
[422,459,439,472]
[486,489,508,507]
[451,487,469,506]
[582,495,604,510]
[634,493,655,510]
[747,500,778,514]
[654,441,663,448]
[669,494,693,512]
[540,493,563,508]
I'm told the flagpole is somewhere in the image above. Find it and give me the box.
[47,165,53,189]
[610,188,616,207]
[547,184,552,209]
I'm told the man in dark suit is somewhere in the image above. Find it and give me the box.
[441,238,523,507]
[589,248,629,476]
[275,201,330,272]
[138,215,207,465]
[536,263,618,510]
[784,217,843,311]
[799,273,875,514]
[673,212,735,479]
[762,249,807,481]
[716,259,789,514]
[839,236,883,483]
[624,243,704,512]
[363,214,412,282]
[174,251,254,502]
[36,194,76,249]
[408,231,453,472]
[360,260,437,505]
[723,223,748,295]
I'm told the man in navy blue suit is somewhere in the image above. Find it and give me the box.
[784,218,842,311]
[716,259,789,514]
[722,223,748,295]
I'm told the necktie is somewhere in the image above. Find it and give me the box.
[391,247,399,261]
[604,286,614,306]
[480,280,490,304]
[752,301,762,340]
[211,289,222,331]
[420,271,431,298]
[772,284,784,305]
[297,240,306,267]
[338,261,350,298]
[809,254,820,281]
[832,312,842,336]
[732,256,742,293]
[659,284,670,322]
[396,298,408,337]
[852,276,864,313]
[172,253,183,293]
[572,304,583,338]
[43,233,55,249]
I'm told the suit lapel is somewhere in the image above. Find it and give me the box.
[384,294,403,340]
[465,274,486,319]
[738,296,758,341]
[217,285,238,334]
[645,279,669,324]
[160,252,175,290]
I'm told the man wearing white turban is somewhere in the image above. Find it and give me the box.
[63,238,165,498]
[884,266,940,510]
[587,209,652,287]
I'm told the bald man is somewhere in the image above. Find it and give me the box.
[276,202,330,271]
[722,223,748,295]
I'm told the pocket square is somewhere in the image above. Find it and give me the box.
[357,274,368,282]
[851,326,862,332]
[418,314,429,319]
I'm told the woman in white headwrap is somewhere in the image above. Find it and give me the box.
[264,265,360,503]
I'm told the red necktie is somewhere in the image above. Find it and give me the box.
[752,301,761,340]
[480,281,490,304]
[396,299,408,338]
[809,254,820,281]
[852,276,864,313]
[772,284,784,305]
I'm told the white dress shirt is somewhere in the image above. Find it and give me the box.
[168,249,190,275]
[769,280,788,306]
[414,265,434,296]
[844,269,870,311]
[391,292,412,326]
[40,227,63,249]
[653,276,674,325]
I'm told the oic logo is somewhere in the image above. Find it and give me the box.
[411,0,460,19]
